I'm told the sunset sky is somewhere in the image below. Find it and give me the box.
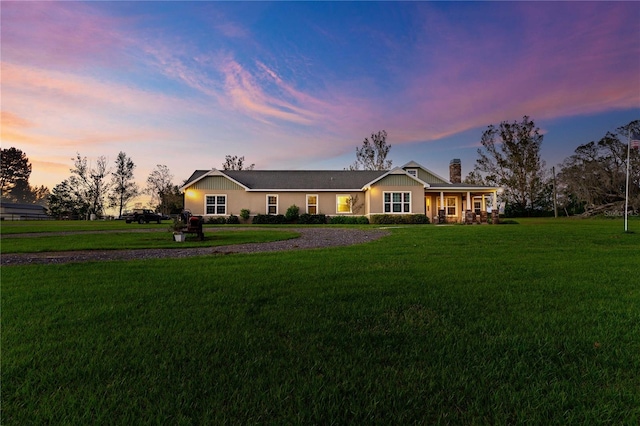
[2,1,639,205]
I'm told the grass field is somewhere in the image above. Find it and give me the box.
[2,218,639,424]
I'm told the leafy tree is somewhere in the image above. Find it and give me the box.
[222,155,255,170]
[108,151,139,218]
[1,147,49,204]
[471,116,548,216]
[557,120,640,215]
[9,179,49,204]
[145,165,178,215]
[69,153,111,217]
[463,170,486,185]
[1,147,31,200]
[47,179,90,218]
[349,130,392,171]
[163,185,185,215]
[1,147,31,198]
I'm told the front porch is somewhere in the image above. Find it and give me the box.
[425,190,499,224]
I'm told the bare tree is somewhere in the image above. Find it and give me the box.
[349,130,392,171]
[109,151,139,218]
[69,153,111,217]
[145,164,174,214]
[222,155,255,170]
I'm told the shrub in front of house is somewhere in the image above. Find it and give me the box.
[370,214,429,225]
[328,215,369,225]
[285,204,300,222]
[240,209,250,221]
[207,217,227,225]
[298,213,327,224]
[252,214,287,224]
[226,214,240,224]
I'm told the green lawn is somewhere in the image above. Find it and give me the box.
[1,229,299,253]
[0,219,149,234]
[2,218,639,424]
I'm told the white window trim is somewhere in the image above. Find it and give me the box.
[266,194,278,215]
[406,168,418,177]
[336,194,352,214]
[446,196,457,216]
[383,191,412,214]
[473,199,482,215]
[306,194,319,215]
[205,194,227,216]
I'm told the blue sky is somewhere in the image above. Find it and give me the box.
[2,1,639,199]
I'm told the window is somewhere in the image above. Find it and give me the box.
[266,195,278,215]
[474,200,482,215]
[406,169,417,177]
[205,195,226,215]
[446,197,457,216]
[307,195,318,214]
[384,192,411,213]
[336,195,351,213]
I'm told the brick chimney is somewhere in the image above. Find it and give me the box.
[449,159,461,183]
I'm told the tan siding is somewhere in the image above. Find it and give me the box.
[191,176,244,191]
[368,186,426,215]
[418,170,447,184]
[184,190,369,216]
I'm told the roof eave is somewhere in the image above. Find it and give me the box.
[179,169,251,192]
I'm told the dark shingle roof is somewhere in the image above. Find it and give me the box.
[222,170,386,190]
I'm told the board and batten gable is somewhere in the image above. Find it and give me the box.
[416,169,447,184]
[367,173,426,215]
[401,161,449,185]
[189,176,245,191]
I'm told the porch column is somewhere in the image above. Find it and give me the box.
[493,191,497,210]
[482,194,486,211]
[466,191,471,211]
[440,192,444,210]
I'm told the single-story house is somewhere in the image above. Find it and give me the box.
[180,160,500,223]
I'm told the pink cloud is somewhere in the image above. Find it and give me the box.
[218,57,324,125]
[1,2,130,69]
[1,111,33,128]
[1,62,207,124]
[370,2,639,147]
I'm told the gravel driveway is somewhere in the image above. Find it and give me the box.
[1,228,390,266]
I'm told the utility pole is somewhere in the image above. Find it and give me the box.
[624,130,631,232]
[552,166,558,218]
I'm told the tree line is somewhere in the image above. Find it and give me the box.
[464,117,640,217]
[1,150,258,219]
[2,118,638,219]
[45,153,184,219]
[349,118,639,217]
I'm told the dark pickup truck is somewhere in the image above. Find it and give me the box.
[122,209,162,224]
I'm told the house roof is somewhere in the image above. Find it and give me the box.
[427,182,499,191]
[181,162,499,192]
[0,202,47,211]
[221,170,386,190]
